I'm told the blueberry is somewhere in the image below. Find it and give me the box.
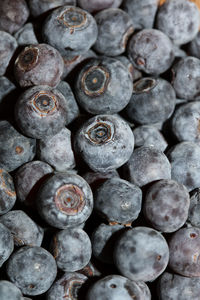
[15,85,68,139]
[187,188,200,228]
[124,146,171,187]
[0,280,23,300]
[43,5,98,56]
[128,29,174,75]
[47,272,88,300]
[14,23,38,46]
[125,77,176,125]
[0,223,14,267]
[51,228,92,272]
[0,31,17,76]
[79,261,101,278]
[168,227,200,277]
[144,179,190,233]
[115,55,142,82]
[78,0,123,13]
[28,0,76,17]
[0,121,36,172]
[93,8,134,56]
[7,246,57,296]
[114,226,169,282]
[75,57,133,114]
[37,172,93,229]
[188,32,200,59]
[83,169,119,191]
[95,178,142,225]
[167,142,200,192]
[156,0,200,45]
[0,169,16,216]
[37,128,76,172]
[75,114,134,172]
[0,76,16,103]
[14,44,64,88]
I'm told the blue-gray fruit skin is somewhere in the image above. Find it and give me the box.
[156,0,200,46]
[0,280,23,300]
[144,179,190,233]
[0,223,14,267]
[128,29,174,75]
[114,227,169,282]
[14,44,64,88]
[115,55,142,82]
[28,0,76,17]
[188,32,200,59]
[168,227,200,277]
[95,178,142,225]
[7,246,57,296]
[75,114,134,172]
[14,23,38,46]
[167,142,200,192]
[78,0,123,13]
[37,172,93,229]
[0,210,44,247]
[37,128,75,172]
[172,56,200,100]
[0,169,16,216]
[0,121,36,172]
[158,271,200,300]
[124,146,171,187]
[0,31,18,76]
[75,57,133,115]
[188,188,200,228]
[15,85,68,139]
[86,274,151,300]
[47,272,87,300]
[125,77,176,125]
[83,169,119,191]
[0,76,16,102]
[42,5,98,56]
[91,223,124,264]
[93,8,134,56]
[133,125,167,152]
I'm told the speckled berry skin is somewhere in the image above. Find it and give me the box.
[47,272,87,300]
[75,57,133,115]
[0,280,23,300]
[7,246,57,296]
[0,223,14,267]
[114,227,169,282]
[93,8,134,56]
[0,0,29,34]
[43,5,98,56]
[95,178,142,225]
[158,271,200,300]
[128,29,174,75]
[188,32,200,59]
[0,121,36,172]
[0,210,44,247]
[37,172,93,229]
[144,179,190,233]
[15,85,68,139]
[167,142,200,192]
[0,31,17,76]
[28,0,76,17]
[14,44,64,88]
[168,227,200,277]
[78,0,123,13]
[125,77,176,125]
[157,0,200,45]
[14,23,38,47]
[124,146,171,187]
[188,188,200,228]
[0,169,16,216]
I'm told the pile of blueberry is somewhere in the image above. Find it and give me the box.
[1,0,200,299]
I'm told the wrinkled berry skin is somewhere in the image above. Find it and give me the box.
[7,246,57,296]
[75,57,133,115]
[114,227,169,282]
[43,6,98,56]
[0,280,23,300]
[168,227,200,277]
[0,169,16,215]
[157,0,200,45]
[125,77,176,125]
[172,56,200,100]
[158,271,200,300]
[78,0,123,13]
[188,188,200,228]
[0,223,14,267]
[51,228,92,272]
[144,179,190,233]
[15,85,68,139]
[75,114,134,172]
[124,146,171,187]
[167,142,200,192]
[0,210,44,247]
[95,178,142,225]
[188,32,200,59]
[28,0,76,17]
[14,23,38,47]
[128,29,174,75]
[14,44,64,88]
[94,8,134,56]
[0,0,29,34]
[0,121,36,172]
[37,172,93,229]
[47,272,87,300]
[0,31,17,76]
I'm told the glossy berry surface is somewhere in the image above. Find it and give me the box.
[0,280,23,300]
[0,223,14,267]
[0,169,16,215]
[0,31,17,76]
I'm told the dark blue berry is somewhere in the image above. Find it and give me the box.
[188,188,200,228]
[0,31,17,76]
[0,223,14,267]
[78,0,123,13]
[0,280,23,300]
[0,169,16,215]
[28,0,76,17]
[14,23,38,46]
